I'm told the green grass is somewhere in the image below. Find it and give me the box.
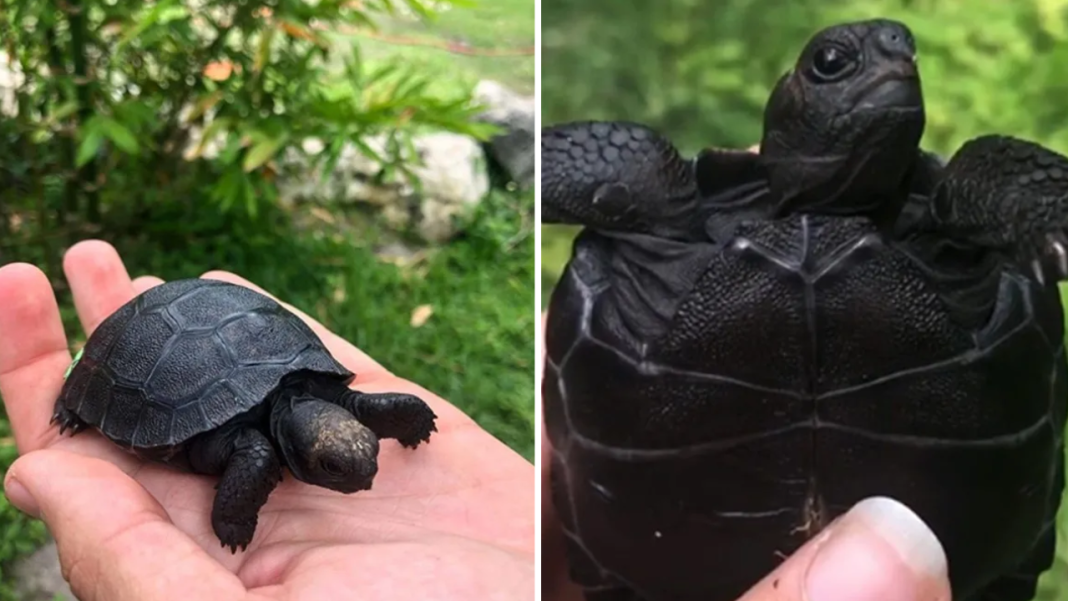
[541,224,578,307]
[0,422,49,601]
[333,0,535,97]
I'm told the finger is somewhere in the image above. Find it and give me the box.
[739,497,950,601]
[199,270,390,378]
[132,275,165,293]
[4,449,246,601]
[63,240,137,336]
[0,263,71,453]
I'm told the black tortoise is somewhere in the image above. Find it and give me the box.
[54,278,438,552]
[542,18,1067,601]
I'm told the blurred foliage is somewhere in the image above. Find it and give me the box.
[541,0,1068,597]
[0,419,48,601]
[0,0,534,594]
[0,0,493,225]
[342,0,535,95]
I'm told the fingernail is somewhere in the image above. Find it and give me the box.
[805,497,948,601]
[3,471,40,517]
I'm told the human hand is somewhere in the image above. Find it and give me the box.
[539,313,951,601]
[0,240,534,601]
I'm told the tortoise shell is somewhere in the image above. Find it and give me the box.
[57,279,352,456]
[543,216,1067,601]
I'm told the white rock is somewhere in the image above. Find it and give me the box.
[10,539,74,601]
[474,80,535,187]
[0,52,25,117]
[277,132,489,243]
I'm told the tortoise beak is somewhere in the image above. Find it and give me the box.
[856,57,921,110]
[858,77,921,109]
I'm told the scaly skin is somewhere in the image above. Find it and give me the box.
[541,121,700,237]
[188,427,283,553]
[929,134,1068,284]
[302,378,439,448]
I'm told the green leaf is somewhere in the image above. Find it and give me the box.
[117,0,189,51]
[319,136,348,183]
[64,349,84,380]
[190,117,233,160]
[351,135,384,164]
[254,27,278,73]
[97,116,140,155]
[50,102,79,122]
[243,177,258,218]
[75,130,104,167]
[242,134,288,172]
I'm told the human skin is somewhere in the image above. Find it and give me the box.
[0,240,535,601]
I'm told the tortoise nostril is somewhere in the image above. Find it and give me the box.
[878,26,915,61]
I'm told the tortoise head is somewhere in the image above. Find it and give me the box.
[275,397,380,493]
[759,19,925,221]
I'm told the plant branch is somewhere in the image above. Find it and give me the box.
[63,0,101,222]
[43,24,79,220]
[160,14,243,153]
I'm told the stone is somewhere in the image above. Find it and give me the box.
[10,539,75,601]
[0,52,24,118]
[277,132,490,243]
[474,80,535,187]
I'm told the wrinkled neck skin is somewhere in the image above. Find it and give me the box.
[758,74,925,227]
[269,389,324,482]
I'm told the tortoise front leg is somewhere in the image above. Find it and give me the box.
[926,135,1068,284]
[542,121,699,235]
[188,426,282,553]
[303,379,438,449]
[337,390,437,449]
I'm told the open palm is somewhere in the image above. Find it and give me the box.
[0,240,534,601]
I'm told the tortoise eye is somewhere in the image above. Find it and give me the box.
[320,457,346,476]
[811,45,855,81]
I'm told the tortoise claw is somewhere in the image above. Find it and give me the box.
[1046,234,1068,279]
[51,405,88,436]
[221,540,247,554]
[1032,258,1047,286]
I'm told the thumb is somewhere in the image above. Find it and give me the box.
[4,449,245,601]
[740,496,952,601]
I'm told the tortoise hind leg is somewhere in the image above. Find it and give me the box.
[51,403,89,435]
